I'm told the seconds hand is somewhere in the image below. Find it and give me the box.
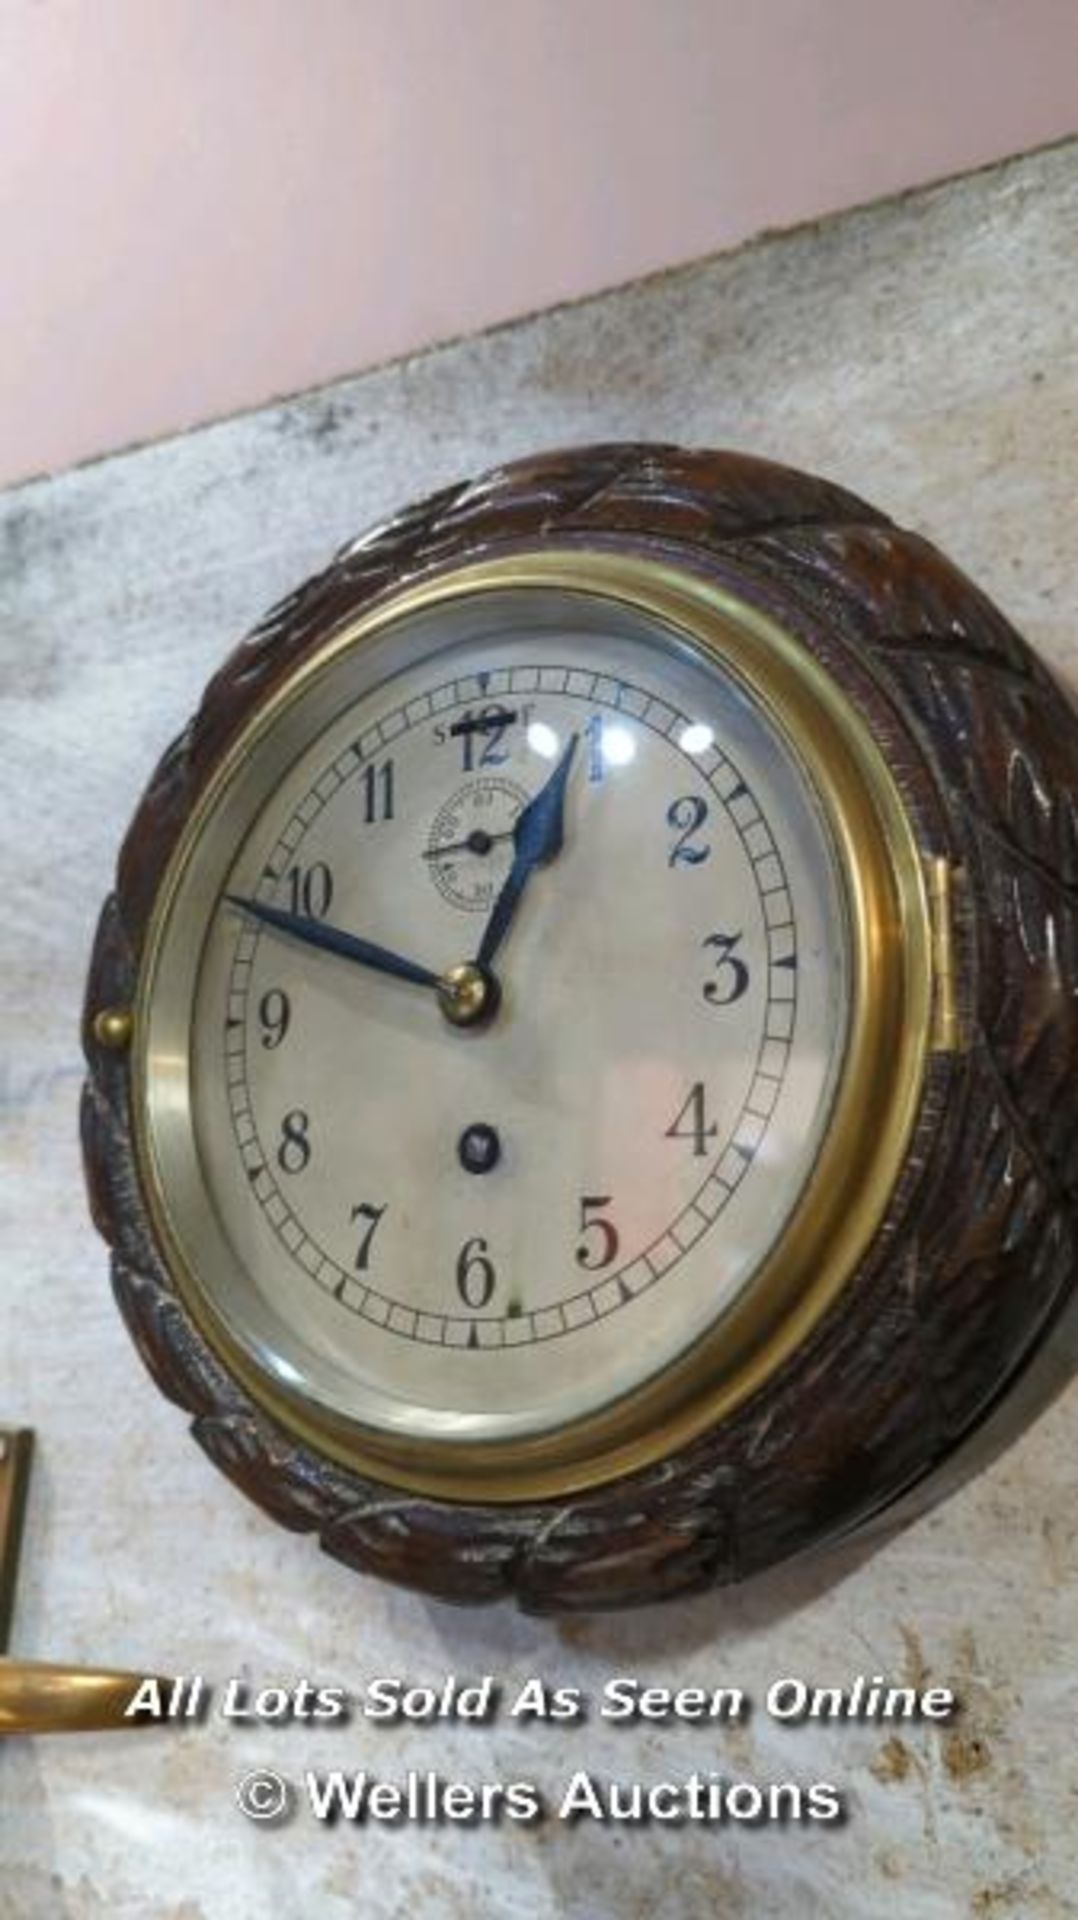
[421,828,514,860]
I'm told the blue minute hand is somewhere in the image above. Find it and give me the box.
[224,895,443,992]
[475,731,579,972]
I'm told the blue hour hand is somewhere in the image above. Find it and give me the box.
[475,732,579,971]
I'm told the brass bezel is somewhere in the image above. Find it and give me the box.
[133,550,934,1502]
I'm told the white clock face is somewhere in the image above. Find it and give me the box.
[175,587,850,1451]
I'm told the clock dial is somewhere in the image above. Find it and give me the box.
[178,588,850,1450]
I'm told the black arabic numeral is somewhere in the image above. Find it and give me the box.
[351,1201,387,1270]
[456,1236,495,1309]
[277,1108,311,1174]
[665,1082,718,1158]
[284,861,333,918]
[702,931,750,1006]
[258,987,291,1049]
[667,794,710,867]
[461,705,512,772]
[362,757,395,823]
[575,1195,620,1271]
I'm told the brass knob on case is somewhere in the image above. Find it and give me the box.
[91,1005,133,1049]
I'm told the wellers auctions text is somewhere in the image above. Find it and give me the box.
[301,1767,845,1828]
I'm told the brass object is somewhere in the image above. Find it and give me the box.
[0,1429,33,1654]
[0,1660,169,1736]
[926,856,963,1054]
[0,1426,171,1735]
[131,551,933,1501]
[438,960,497,1028]
[91,1006,133,1050]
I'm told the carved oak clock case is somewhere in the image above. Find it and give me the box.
[82,445,1078,1610]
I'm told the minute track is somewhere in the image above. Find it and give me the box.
[222,661,802,1350]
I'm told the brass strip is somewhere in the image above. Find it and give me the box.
[0,1660,171,1736]
[0,1429,33,1655]
[927,855,963,1053]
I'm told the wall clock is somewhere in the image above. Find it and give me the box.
[82,444,1078,1611]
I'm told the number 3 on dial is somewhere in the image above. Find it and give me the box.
[702,931,750,1006]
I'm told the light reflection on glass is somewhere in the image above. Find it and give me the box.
[602,725,635,768]
[679,722,714,755]
[527,721,559,759]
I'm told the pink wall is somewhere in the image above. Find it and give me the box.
[2,0,1076,489]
